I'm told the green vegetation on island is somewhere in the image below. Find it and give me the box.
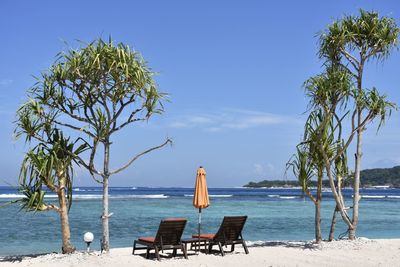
[244,166,400,188]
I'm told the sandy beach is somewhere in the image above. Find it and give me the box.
[1,239,399,267]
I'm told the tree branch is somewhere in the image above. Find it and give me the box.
[304,188,317,204]
[44,203,61,213]
[111,112,144,134]
[339,48,359,72]
[54,120,96,138]
[110,138,172,175]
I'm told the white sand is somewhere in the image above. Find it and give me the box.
[1,239,399,267]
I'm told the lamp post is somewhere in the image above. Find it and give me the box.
[84,232,94,253]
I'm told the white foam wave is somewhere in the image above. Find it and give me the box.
[0,194,58,199]
[0,194,24,199]
[73,194,169,199]
[73,188,84,192]
[130,194,168,199]
[73,188,102,192]
[184,194,232,198]
[362,195,386,199]
[279,196,297,199]
[387,196,400,199]
[73,195,102,199]
[0,193,170,200]
[267,195,280,198]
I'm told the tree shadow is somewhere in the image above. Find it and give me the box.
[0,253,50,263]
[250,241,320,250]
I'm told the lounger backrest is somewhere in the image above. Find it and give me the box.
[154,218,187,246]
[213,216,247,242]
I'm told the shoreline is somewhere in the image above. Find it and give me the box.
[1,238,399,267]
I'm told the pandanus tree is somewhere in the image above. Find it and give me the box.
[287,109,336,243]
[303,62,396,240]
[17,38,172,252]
[15,99,87,253]
[318,9,399,239]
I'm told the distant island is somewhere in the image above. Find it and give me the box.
[244,166,400,188]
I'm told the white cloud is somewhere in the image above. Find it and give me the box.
[253,162,276,178]
[168,108,300,132]
[254,163,264,176]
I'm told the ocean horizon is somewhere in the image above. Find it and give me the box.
[0,186,399,256]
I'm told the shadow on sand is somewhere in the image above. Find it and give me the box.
[0,253,52,263]
[250,241,320,250]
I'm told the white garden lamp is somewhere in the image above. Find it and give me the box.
[84,232,94,252]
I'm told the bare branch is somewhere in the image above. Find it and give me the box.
[110,98,136,128]
[333,109,357,161]
[44,203,61,213]
[333,109,374,162]
[111,110,144,133]
[110,138,172,175]
[339,48,360,72]
[73,154,103,177]
[54,120,96,138]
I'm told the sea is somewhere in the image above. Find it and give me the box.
[0,186,399,256]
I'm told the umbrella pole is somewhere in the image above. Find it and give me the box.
[198,207,201,253]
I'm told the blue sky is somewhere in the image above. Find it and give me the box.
[0,0,399,187]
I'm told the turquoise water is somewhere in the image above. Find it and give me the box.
[0,187,399,256]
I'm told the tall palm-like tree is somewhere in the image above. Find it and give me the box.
[17,38,172,251]
[318,9,399,239]
[287,109,336,243]
[18,130,87,253]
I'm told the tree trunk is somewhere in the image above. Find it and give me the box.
[350,123,362,240]
[315,169,323,243]
[315,201,322,243]
[57,177,75,254]
[325,161,354,230]
[101,140,111,252]
[328,206,337,241]
[350,63,364,241]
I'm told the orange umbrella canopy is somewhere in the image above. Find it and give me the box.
[193,166,210,209]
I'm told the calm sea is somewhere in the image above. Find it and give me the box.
[0,186,399,256]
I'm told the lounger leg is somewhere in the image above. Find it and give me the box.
[182,244,188,259]
[242,240,249,254]
[154,246,161,261]
[146,248,150,259]
[172,248,177,257]
[218,242,225,256]
[208,243,213,254]
[132,241,136,255]
[231,244,235,252]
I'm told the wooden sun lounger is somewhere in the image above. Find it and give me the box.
[133,218,188,261]
[192,215,249,256]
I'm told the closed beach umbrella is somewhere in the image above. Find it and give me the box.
[193,166,210,250]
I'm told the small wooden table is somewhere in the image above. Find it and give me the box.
[182,237,209,253]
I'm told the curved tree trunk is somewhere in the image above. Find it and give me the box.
[328,206,338,241]
[57,178,75,254]
[323,159,354,232]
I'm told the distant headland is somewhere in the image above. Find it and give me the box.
[244,166,400,188]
